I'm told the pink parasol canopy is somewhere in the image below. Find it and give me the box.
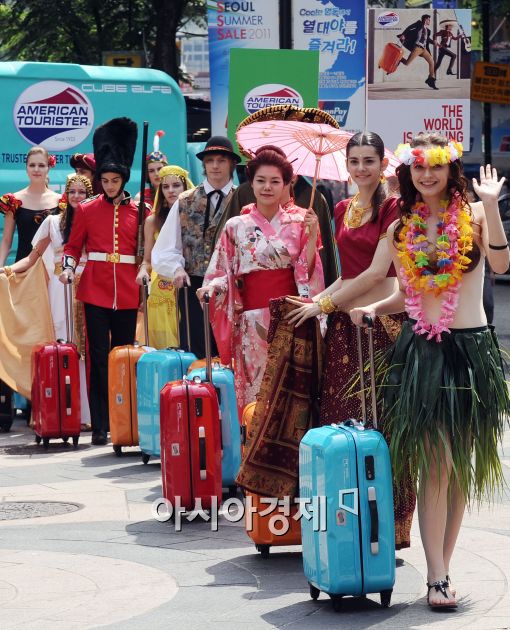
[236,120,400,185]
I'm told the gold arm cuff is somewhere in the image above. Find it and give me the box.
[318,295,336,314]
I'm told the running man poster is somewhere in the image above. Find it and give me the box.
[367,8,471,150]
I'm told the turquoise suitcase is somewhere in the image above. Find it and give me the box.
[137,348,197,463]
[299,320,395,610]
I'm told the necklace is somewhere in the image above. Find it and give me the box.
[398,196,473,341]
[344,193,371,229]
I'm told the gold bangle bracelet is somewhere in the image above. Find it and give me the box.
[4,266,13,277]
[318,295,336,314]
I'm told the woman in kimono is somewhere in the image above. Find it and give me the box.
[136,165,194,348]
[198,147,324,410]
[0,174,93,429]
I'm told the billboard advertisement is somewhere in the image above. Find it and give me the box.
[292,0,366,132]
[227,48,319,155]
[207,0,280,136]
[367,8,471,149]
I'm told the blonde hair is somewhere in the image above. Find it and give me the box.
[26,146,50,164]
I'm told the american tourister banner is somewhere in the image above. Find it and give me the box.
[207,0,280,136]
[227,48,319,156]
[292,0,366,133]
[367,8,471,150]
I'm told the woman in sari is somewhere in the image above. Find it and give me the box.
[198,147,324,410]
[286,131,416,551]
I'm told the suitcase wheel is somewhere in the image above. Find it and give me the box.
[141,452,150,465]
[255,544,270,559]
[1,421,13,433]
[62,436,69,443]
[330,594,343,612]
[380,589,392,608]
[72,436,79,449]
[113,445,123,457]
[35,435,42,445]
[309,583,320,601]
[43,438,50,450]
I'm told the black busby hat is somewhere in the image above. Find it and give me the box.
[196,135,241,164]
[93,117,138,182]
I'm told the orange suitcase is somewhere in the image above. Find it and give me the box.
[378,42,404,74]
[241,403,301,557]
[108,343,148,456]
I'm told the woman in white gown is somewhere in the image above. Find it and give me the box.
[0,174,93,429]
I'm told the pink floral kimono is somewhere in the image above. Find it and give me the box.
[204,203,324,410]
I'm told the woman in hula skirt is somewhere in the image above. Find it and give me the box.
[351,132,510,610]
[286,131,416,551]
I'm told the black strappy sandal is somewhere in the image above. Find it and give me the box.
[426,578,458,611]
[446,574,456,597]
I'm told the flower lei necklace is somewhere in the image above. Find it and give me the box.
[398,195,473,341]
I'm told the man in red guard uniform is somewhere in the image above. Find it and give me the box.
[60,118,140,445]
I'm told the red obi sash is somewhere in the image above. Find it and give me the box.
[239,268,298,312]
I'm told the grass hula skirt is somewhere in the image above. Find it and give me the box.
[380,320,510,504]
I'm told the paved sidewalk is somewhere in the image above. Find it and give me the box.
[0,421,509,629]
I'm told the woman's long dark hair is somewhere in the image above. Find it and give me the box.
[346,132,388,223]
[61,175,93,244]
[395,133,469,242]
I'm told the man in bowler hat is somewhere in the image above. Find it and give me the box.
[151,136,241,358]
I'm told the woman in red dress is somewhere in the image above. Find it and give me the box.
[287,131,416,550]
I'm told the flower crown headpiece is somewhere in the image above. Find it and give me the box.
[395,141,463,167]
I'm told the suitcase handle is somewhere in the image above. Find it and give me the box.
[202,293,213,383]
[142,276,150,346]
[176,286,192,352]
[198,425,207,480]
[63,279,74,345]
[367,486,379,554]
[356,315,378,429]
[65,374,72,416]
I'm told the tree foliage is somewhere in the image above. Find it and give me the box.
[0,0,206,78]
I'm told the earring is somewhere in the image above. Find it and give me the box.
[348,175,352,186]
[380,174,387,184]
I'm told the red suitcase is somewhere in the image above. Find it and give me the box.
[378,42,404,74]
[31,283,81,449]
[159,293,222,511]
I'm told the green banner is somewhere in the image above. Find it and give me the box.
[228,48,319,158]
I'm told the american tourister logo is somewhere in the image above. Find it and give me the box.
[243,84,304,114]
[13,81,94,151]
[377,12,399,27]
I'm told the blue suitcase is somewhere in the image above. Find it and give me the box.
[136,285,197,463]
[187,293,241,495]
[299,319,395,611]
[137,348,197,462]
